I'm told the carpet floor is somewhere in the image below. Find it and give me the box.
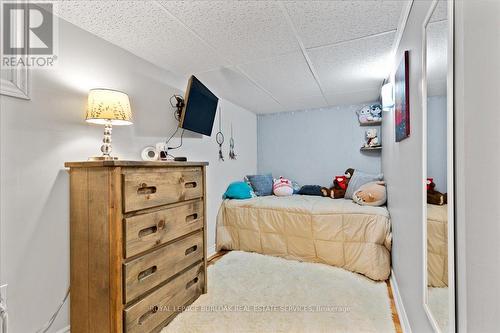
[428,287,449,332]
[162,251,395,333]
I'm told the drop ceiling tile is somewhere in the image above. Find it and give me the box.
[325,90,380,107]
[159,1,300,64]
[280,95,329,112]
[284,0,406,48]
[238,52,322,102]
[430,0,448,23]
[427,20,448,96]
[308,32,395,95]
[195,67,285,114]
[55,0,226,74]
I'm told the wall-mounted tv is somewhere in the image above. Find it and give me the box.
[179,75,219,136]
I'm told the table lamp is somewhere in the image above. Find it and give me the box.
[85,88,133,160]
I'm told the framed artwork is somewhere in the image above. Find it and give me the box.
[0,2,30,99]
[395,50,410,142]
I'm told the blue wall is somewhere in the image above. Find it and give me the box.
[427,95,447,193]
[257,104,381,187]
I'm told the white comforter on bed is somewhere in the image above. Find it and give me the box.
[216,195,392,281]
[427,204,448,287]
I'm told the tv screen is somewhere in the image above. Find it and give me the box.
[179,76,219,136]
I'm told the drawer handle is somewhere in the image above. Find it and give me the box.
[185,245,197,256]
[138,305,158,325]
[186,276,199,289]
[138,265,157,281]
[157,219,166,230]
[137,183,157,195]
[138,226,158,238]
[185,181,197,189]
[186,213,198,223]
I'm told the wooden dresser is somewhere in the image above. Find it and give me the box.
[65,161,208,333]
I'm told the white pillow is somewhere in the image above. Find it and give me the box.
[344,170,384,199]
[352,181,387,206]
[273,177,293,197]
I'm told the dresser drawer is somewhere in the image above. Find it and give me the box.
[123,231,204,303]
[122,168,203,213]
[124,200,204,258]
[124,262,204,333]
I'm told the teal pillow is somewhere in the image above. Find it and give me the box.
[223,181,253,199]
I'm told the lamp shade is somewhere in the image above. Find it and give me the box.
[85,89,132,125]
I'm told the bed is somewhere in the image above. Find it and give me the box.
[216,195,392,281]
[427,204,448,287]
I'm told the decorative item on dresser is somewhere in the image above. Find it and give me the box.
[65,160,208,333]
[85,89,133,160]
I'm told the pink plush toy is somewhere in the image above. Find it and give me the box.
[273,177,293,197]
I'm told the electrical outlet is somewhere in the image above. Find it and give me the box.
[0,284,7,306]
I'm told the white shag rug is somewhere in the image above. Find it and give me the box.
[162,251,395,333]
[428,287,449,332]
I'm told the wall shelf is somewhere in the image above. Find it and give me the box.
[359,121,382,126]
[360,146,382,152]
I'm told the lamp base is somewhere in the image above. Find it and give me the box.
[89,121,119,161]
[88,156,118,161]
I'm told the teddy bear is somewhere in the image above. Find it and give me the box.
[370,104,382,122]
[427,178,447,205]
[353,181,387,206]
[364,128,380,148]
[357,106,372,124]
[321,168,355,198]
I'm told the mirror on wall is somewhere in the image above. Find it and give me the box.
[423,1,454,332]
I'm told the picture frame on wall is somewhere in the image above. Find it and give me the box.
[0,2,30,100]
[395,50,410,142]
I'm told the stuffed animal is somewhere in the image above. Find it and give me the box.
[321,168,355,198]
[370,104,382,122]
[427,178,447,205]
[357,106,372,124]
[273,177,294,197]
[358,105,382,124]
[426,177,434,190]
[364,129,380,148]
[353,181,387,206]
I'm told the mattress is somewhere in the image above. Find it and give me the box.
[216,195,392,281]
[427,204,448,287]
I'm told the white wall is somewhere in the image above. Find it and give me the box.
[381,1,434,332]
[257,104,381,186]
[384,1,500,332]
[427,95,447,193]
[455,1,500,332]
[0,18,257,332]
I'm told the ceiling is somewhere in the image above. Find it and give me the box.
[55,1,409,114]
[427,0,448,97]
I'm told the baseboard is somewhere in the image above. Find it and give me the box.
[390,270,412,333]
[207,244,217,259]
[55,325,70,333]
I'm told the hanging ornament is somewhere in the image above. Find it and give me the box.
[216,106,225,161]
[229,123,237,160]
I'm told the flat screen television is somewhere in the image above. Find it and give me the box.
[179,75,219,136]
